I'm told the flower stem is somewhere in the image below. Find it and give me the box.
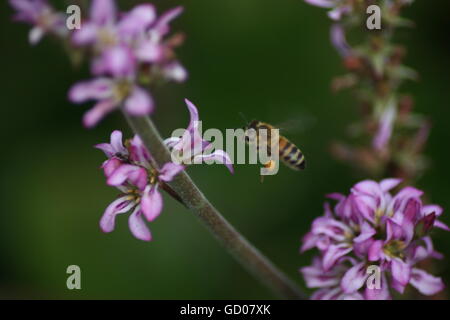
[123,112,306,300]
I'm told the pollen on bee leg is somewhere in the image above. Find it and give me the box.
[259,159,278,181]
[264,160,276,170]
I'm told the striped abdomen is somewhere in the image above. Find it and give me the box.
[278,138,306,170]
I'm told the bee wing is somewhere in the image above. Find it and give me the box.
[267,107,317,134]
[274,119,315,135]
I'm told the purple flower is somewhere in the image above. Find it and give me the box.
[9,0,67,44]
[164,99,234,173]
[304,0,351,21]
[134,6,188,82]
[373,102,396,151]
[69,72,153,128]
[301,179,448,299]
[96,130,184,241]
[301,257,365,300]
[72,0,156,76]
[71,1,186,80]
[330,24,351,58]
[67,1,187,127]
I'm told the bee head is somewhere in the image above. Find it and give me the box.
[243,120,259,143]
[245,119,259,130]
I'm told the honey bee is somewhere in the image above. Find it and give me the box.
[243,120,306,172]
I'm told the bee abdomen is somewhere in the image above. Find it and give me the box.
[279,140,306,170]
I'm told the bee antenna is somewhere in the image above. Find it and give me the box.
[238,112,249,125]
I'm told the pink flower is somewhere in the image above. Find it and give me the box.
[301,257,365,300]
[96,131,184,241]
[69,73,153,128]
[300,179,448,299]
[164,99,234,173]
[330,24,351,57]
[72,0,156,76]
[66,1,187,127]
[71,1,186,80]
[9,0,67,44]
[373,102,396,151]
[304,0,352,21]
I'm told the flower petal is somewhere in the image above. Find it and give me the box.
[100,197,134,233]
[135,38,163,62]
[69,78,113,103]
[110,130,126,154]
[340,262,368,293]
[163,61,188,82]
[118,4,156,37]
[95,143,115,157]
[184,98,200,131]
[409,268,445,296]
[29,26,44,45]
[368,240,384,261]
[300,232,319,252]
[353,221,376,243]
[311,217,352,242]
[101,45,136,77]
[373,102,396,151]
[72,22,98,45]
[128,207,152,241]
[386,218,403,241]
[141,186,163,222]
[330,24,350,57]
[391,258,411,287]
[107,164,142,186]
[129,135,152,163]
[127,167,148,191]
[304,0,335,8]
[90,0,116,25]
[164,136,181,149]
[422,204,443,217]
[300,265,340,288]
[124,86,154,115]
[101,158,122,178]
[365,273,391,300]
[322,244,352,271]
[379,178,402,192]
[154,6,183,36]
[83,99,117,128]
[434,220,450,231]
[159,162,185,182]
[388,186,423,215]
[193,150,234,174]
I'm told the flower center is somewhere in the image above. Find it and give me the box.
[148,169,158,185]
[113,80,133,102]
[383,240,406,259]
[98,28,118,48]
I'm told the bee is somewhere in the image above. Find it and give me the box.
[243,120,306,172]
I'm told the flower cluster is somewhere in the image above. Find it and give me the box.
[11,0,187,128]
[300,179,448,299]
[164,99,234,173]
[97,100,233,241]
[9,0,68,44]
[96,130,185,241]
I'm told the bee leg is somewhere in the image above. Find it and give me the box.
[260,160,276,183]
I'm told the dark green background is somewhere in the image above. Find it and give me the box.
[0,0,449,299]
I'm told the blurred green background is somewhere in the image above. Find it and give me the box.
[0,0,449,299]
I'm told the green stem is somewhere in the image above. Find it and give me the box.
[123,112,306,300]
